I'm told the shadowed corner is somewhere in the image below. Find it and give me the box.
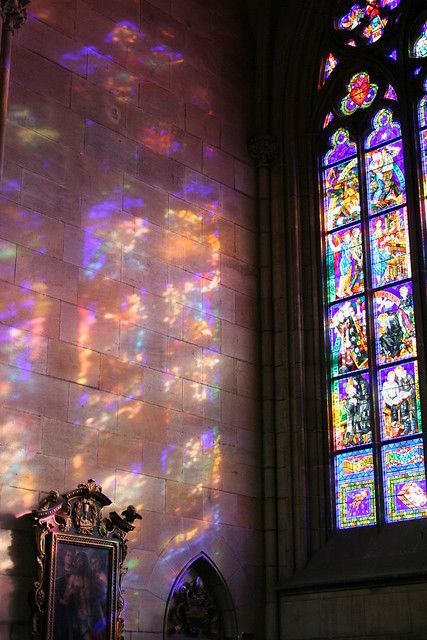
[0,511,35,639]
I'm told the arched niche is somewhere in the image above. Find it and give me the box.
[164,552,237,640]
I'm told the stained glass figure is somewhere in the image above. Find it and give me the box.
[329,297,368,375]
[362,10,388,44]
[413,21,427,58]
[323,53,339,83]
[382,439,427,522]
[323,111,335,129]
[369,208,411,288]
[419,95,427,128]
[378,361,421,440]
[366,142,405,215]
[337,1,400,46]
[374,283,416,364]
[387,49,398,60]
[337,4,364,31]
[335,449,376,528]
[384,84,397,100]
[332,373,371,450]
[419,96,427,205]
[340,72,378,116]
[327,225,364,301]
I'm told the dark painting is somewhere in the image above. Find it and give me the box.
[53,542,110,640]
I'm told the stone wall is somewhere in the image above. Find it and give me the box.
[0,1,263,638]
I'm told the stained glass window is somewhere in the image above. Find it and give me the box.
[336,0,401,46]
[322,53,339,86]
[320,1,427,530]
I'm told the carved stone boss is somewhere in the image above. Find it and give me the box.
[31,479,142,640]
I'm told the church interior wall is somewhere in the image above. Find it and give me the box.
[0,1,264,637]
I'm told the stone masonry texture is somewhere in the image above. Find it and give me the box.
[0,1,263,638]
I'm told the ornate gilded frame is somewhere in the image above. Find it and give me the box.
[30,479,141,640]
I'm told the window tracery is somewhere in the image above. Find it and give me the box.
[319,0,427,528]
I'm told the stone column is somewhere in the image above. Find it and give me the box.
[0,0,29,177]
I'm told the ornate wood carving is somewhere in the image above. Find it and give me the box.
[248,134,278,168]
[0,0,30,31]
[167,575,220,638]
[30,479,141,640]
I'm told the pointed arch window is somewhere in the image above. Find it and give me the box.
[319,0,427,529]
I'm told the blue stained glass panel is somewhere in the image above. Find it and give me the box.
[373,283,416,365]
[324,128,358,165]
[335,450,376,528]
[329,297,368,376]
[413,22,427,58]
[378,361,422,440]
[366,109,401,148]
[369,208,411,288]
[382,439,427,522]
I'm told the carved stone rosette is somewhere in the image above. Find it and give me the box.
[0,0,30,31]
[30,479,141,640]
[248,134,278,168]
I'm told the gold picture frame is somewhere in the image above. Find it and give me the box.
[30,479,141,640]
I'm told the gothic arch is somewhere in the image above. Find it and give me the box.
[143,531,254,638]
[164,553,237,639]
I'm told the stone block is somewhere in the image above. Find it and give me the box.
[123,175,168,228]
[68,382,118,431]
[165,480,203,519]
[28,0,76,38]
[9,82,84,151]
[0,364,69,421]
[60,301,120,357]
[16,248,78,304]
[98,432,143,471]
[47,338,100,387]
[203,144,235,188]
[100,355,145,400]
[0,239,16,285]
[0,281,60,338]
[22,171,80,227]
[87,51,138,103]
[72,76,127,134]
[11,44,71,106]
[0,197,63,259]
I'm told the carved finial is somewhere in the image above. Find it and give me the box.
[78,478,102,494]
[248,134,278,168]
[0,0,30,31]
[121,505,142,524]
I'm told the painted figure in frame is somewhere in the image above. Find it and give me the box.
[54,544,109,640]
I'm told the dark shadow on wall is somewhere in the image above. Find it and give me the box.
[0,512,35,640]
[164,552,238,640]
